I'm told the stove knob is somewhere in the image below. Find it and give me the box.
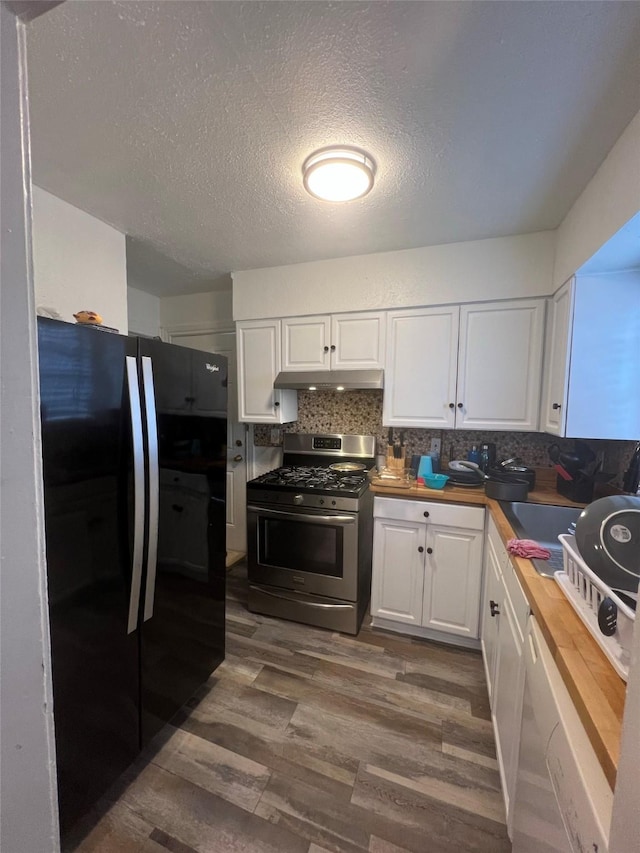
[293,494,304,505]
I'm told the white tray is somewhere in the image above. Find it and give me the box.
[555,534,636,681]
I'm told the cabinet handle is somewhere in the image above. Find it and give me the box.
[423,511,429,518]
[330,344,336,351]
[490,600,500,617]
[233,454,243,462]
[457,402,463,409]
[449,403,455,409]
[418,546,424,553]
[426,547,433,554]
[552,402,562,410]
[323,346,329,353]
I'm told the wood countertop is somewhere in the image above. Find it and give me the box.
[370,468,626,789]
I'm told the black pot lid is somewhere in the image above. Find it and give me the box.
[576,496,640,591]
[601,509,640,578]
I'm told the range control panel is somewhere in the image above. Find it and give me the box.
[312,436,342,450]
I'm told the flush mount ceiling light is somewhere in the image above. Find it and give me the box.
[302,147,376,202]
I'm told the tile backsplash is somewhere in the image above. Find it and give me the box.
[253,390,637,484]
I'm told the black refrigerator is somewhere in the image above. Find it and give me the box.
[37,318,227,837]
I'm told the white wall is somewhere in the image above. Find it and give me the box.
[232,230,555,320]
[554,109,640,289]
[1,7,60,851]
[127,286,161,337]
[160,289,233,329]
[32,186,128,332]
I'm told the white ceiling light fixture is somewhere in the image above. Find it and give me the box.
[302,147,376,202]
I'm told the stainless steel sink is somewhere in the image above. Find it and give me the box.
[499,501,584,577]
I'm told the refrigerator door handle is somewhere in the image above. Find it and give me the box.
[141,356,159,622]
[126,356,145,634]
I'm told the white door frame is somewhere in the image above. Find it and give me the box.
[163,321,248,553]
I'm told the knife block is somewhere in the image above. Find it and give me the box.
[556,472,594,503]
[386,446,406,473]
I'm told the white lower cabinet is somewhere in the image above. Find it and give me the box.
[481,515,529,835]
[371,497,485,644]
[371,517,424,626]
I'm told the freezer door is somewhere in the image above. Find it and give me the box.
[37,319,140,836]
[137,338,227,743]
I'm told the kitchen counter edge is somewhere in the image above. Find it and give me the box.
[370,481,625,789]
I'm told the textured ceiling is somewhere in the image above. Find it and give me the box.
[26,1,640,296]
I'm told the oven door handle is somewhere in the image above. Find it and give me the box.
[249,586,354,610]
[247,505,355,524]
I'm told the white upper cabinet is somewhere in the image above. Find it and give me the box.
[236,320,297,423]
[457,299,545,431]
[541,279,574,435]
[541,273,640,440]
[383,306,460,428]
[282,316,331,371]
[383,299,545,430]
[330,312,386,369]
[281,311,386,372]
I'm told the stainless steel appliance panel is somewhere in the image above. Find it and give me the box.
[247,503,359,600]
[248,584,361,634]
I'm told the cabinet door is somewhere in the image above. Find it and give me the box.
[457,299,545,431]
[281,316,331,371]
[540,280,573,435]
[371,517,425,625]
[331,312,386,370]
[422,525,484,638]
[383,306,459,428]
[492,594,525,825]
[237,320,297,423]
[480,531,503,705]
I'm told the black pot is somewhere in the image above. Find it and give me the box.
[485,475,529,501]
[488,465,536,490]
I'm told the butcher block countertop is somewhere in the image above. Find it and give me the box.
[370,468,626,789]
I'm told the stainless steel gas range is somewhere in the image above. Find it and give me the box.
[246,433,375,634]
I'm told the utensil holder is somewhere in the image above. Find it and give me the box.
[386,446,406,473]
[556,472,594,503]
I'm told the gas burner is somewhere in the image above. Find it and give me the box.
[251,464,368,496]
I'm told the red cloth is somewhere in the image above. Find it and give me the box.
[507,538,551,560]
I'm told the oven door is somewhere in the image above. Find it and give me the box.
[247,503,358,600]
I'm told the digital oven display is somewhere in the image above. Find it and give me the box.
[312,436,342,451]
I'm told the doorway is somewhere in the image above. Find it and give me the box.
[166,328,247,559]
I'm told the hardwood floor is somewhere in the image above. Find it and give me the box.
[67,563,511,853]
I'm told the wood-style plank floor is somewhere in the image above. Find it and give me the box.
[68,563,511,853]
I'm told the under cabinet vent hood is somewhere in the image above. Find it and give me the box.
[274,370,384,391]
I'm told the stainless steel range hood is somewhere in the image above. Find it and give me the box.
[273,369,384,391]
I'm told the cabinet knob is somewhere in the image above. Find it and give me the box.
[552,402,562,410]
[235,439,243,447]
[449,403,455,409]
[457,402,463,409]
[426,547,433,554]
[330,344,336,352]
[323,346,329,353]
[233,454,243,462]
[418,546,424,553]
[423,511,429,518]
[490,600,500,617]
[274,401,280,407]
